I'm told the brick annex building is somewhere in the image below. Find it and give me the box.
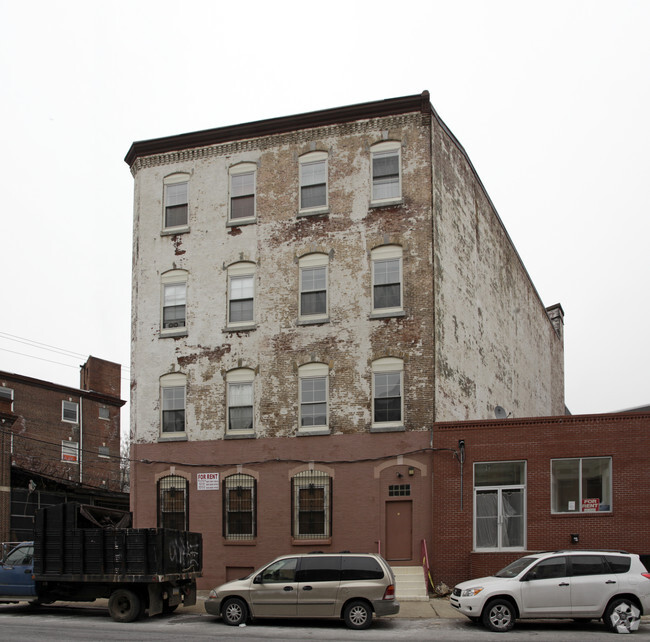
[124,91,583,589]
[0,357,127,541]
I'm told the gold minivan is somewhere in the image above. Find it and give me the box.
[205,553,400,629]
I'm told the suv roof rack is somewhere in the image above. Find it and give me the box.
[552,549,630,554]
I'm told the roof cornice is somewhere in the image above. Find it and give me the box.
[125,91,431,168]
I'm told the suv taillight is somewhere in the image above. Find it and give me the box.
[383,584,395,600]
[642,573,650,580]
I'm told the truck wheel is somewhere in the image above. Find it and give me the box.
[344,600,372,630]
[108,589,142,623]
[221,597,248,626]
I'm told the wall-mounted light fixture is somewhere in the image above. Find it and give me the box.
[408,467,414,476]
[571,533,579,544]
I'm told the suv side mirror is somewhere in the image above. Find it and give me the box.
[522,571,537,581]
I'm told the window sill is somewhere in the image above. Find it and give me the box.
[369,198,403,209]
[297,317,329,326]
[298,207,329,218]
[224,431,256,440]
[224,538,257,546]
[227,218,256,227]
[551,510,613,516]
[158,433,188,442]
[297,428,331,437]
[370,424,405,433]
[369,310,405,320]
[160,330,188,339]
[223,324,257,333]
[161,226,190,236]
[291,537,332,546]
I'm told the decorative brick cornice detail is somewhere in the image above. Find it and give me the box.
[129,114,419,176]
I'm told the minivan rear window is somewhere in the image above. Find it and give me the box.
[341,556,384,580]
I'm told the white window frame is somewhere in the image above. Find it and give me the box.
[551,457,612,514]
[298,362,329,433]
[298,253,328,323]
[161,270,188,335]
[99,406,110,420]
[62,400,79,424]
[163,173,190,231]
[227,262,256,329]
[473,461,527,552]
[160,372,186,436]
[370,141,402,205]
[61,440,79,463]
[299,151,328,214]
[229,163,257,224]
[371,357,404,430]
[226,368,255,434]
[371,245,403,316]
[0,386,14,411]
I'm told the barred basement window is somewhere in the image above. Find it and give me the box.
[223,474,256,540]
[388,484,411,497]
[292,470,331,539]
[158,475,189,530]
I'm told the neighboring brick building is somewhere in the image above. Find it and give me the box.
[432,411,650,589]
[0,356,127,541]
[125,91,567,588]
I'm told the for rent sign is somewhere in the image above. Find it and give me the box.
[582,498,600,512]
[197,472,220,490]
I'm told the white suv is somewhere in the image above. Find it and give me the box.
[451,550,650,633]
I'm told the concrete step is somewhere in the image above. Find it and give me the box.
[390,565,429,601]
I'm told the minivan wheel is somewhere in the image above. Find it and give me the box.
[344,600,372,630]
[604,598,641,633]
[221,597,248,626]
[482,598,515,632]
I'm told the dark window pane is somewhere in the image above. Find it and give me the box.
[231,194,254,220]
[229,406,253,431]
[301,183,326,209]
[605,556,631,573]
[529,557,567,580]
[163,304,186,328]
[373,153,399,179]
[301,291,326,316]
[374,284,400,309]
[165,203,188,227]
[571,555,609,576]
[229,299,254,323]
[296,557,340,582]
[163,409,185,432]
[374,397,401,422]
[301,402,327,426]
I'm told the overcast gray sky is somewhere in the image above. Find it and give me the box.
[1,0,648,426]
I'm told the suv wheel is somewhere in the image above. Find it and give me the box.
[604,598,641,634]
[221,597,248,626]
[344,600,372,630]
[482,598,515,632]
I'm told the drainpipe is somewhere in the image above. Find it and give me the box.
[79,396,83,485]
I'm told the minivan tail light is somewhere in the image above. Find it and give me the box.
[383,584,395,600]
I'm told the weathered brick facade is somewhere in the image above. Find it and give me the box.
[126,92,567,587]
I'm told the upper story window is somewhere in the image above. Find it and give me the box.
[551,457,612,513]
[158,474,189,530]
[372,357,403,430]
[161,270,188,335]
[61,440,79,463]
[229,163,257,224]
[0,387,14,411]
[299,362,329,432]
[371,245,403,316]
[99,406,110,420]
[226,368,255,434]
[163,174,189,230]
[299,253,328,323]
[62,400,79,423]
[227,262,255,329]
[160,372,186,435]
[371,141,401,204]
[299,151,328,214]
[474,461,526,551]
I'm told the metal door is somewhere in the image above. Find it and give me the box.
[385,500,412,560]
